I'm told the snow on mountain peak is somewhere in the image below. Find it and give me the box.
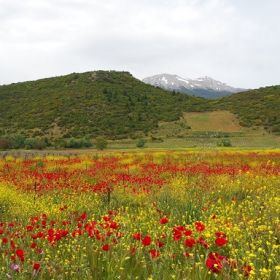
[142,73,246,99]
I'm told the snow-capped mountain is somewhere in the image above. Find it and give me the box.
[143,74,246,99]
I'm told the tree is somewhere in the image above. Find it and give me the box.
[94,137,108,150]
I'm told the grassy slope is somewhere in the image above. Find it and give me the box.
[183,111,242,132]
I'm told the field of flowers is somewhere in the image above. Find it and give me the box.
[0,150,279,279]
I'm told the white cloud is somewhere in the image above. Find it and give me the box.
[0,0,279,88]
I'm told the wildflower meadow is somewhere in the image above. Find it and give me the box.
[0,150,279,279]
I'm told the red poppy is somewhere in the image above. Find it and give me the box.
[2,237,8,244]
[195,221,205,232]
[109,221,118,229]
[215,231,226,238]
[26,225,33,231]
[62,220,70,226]
[160,216,169,224]
[206,252,225,273]
[184,229,192,236]
[33,263,41,271]
[103,215,110,222]
[132,232,141,240]
[149,249,160,258]
[37,248,44,254]
[156,239,165,248]
[215,237,228,247]
[173,226,185,241]
[16,249,25,262]
[80,212,87,221]
[102,244,110,251]
[184,237,196,248]
[10,241,16,250]
[142,235,152,246]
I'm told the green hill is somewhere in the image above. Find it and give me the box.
[214,85,280,134]
[0,71,279,149]
[0,71,209,140]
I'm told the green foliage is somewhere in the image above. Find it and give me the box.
[136,138,146,148]
[217,138,232,147]
[215,86,280,133]
[10,134,26,149]
[24,138,47,150]
[0,70,279,141]
[64,138,92,149]
[94,137,108,150]
[0,71,209,139]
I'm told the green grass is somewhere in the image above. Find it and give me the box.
[183,111,242,132]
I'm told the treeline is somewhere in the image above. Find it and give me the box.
[0,135,97,150]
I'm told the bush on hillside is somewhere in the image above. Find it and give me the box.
[24,138,48,150]
[136,138,146,148]
[64,138,93,149]
[217,139,232,147]
[94,137,108,150]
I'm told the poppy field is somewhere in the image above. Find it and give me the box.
[0,150,279,279]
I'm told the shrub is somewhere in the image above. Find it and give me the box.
[94,137,108,150]
[150,136,164,143]
[10,134,26,149]
[217,139,232,147]
[24,138,47,150]
[136,138,146,148]
[64,138,93,149]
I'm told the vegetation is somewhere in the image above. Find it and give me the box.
[136,138,146,148]
[183,111,242,132]
[0,71,279,150]
[0,135,93,150]
[0,71,209,141]
[94,137,108,150]
[63,138,92,149]
[214,85,280,134]
[217,138,232,147]
[0,150,279,279]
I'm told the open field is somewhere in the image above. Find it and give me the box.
[148,111,280,148]
[0,150,279,279]
[183,111,242,132]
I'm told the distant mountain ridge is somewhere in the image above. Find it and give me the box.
[143,74,247,99]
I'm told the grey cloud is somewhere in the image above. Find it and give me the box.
[0,0,279,88]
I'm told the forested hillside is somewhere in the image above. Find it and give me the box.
[214,85,280,134]
[0,71,209,140]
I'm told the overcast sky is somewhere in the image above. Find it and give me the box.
[0,0,279,88]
